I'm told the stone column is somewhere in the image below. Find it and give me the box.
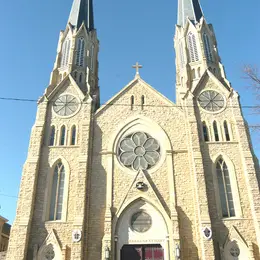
[232,92,260,254]
[6,100,48,260]
[184,92,215,259]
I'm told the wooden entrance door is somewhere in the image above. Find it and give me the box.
[121,244,164,260]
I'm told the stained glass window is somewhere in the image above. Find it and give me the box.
[131,211,152,233]
[216,159,235,218]
[49,163,65,221]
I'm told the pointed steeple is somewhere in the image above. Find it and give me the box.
[68,0,94,30]
[178,0,203,27]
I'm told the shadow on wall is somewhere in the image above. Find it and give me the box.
[177,206,199,259]
[86,121,107,260]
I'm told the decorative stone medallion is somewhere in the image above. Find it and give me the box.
[72,230,82,243]
[131,211,152,233]
[198,90,225,112]
[118,132,160,171]
[53,94,79,117]
[202,227,212,240]
[44,245,55,260]
[230,241,240,257]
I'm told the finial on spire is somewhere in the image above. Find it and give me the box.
[132,62,143,78]
[178,0,203,27]
[68,0,94,30]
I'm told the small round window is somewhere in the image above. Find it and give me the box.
[131,211,152,233]
[198,90,225,112]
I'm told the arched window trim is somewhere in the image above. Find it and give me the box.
[70,125,77,145]
[179,41,185,68]
[76,37,85,67]
[141,95,145,110]
[212,155,242,219]
[213,121,220,142]
[131,95,134,110]
[188,32,199,62]
[60,125,66,146]
[202,121,209,142]
[90,44,95,71]
[49,126,56,146]
[223,120,231,141]
[61,38,71,68]
[203,33,213,62]
[44,158,70,222]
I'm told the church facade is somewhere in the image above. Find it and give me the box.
[6,0,260,259]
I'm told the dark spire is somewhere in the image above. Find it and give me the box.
[178,0,203,27]
[68,0,94,30]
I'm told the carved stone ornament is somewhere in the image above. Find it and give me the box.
[72,230,82,243]
[202,227,212,240]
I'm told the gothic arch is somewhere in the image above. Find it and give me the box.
[113,197,171,260]
[212,154,242,218]
[43,157,71,222]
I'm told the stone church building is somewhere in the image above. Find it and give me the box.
[6,0,260,259]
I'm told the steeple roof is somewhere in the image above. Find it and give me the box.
[68,0,94,31]
[178,0,203,27]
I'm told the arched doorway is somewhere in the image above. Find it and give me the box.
[115,199,169,260]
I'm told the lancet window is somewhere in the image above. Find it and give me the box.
[49,163,65,221]
[60,126,66,146]
[71,125,76,145]
[213,121,219,141]
[224,121,230,141]
[49,126,55,146]
[188,32,199,62]
[216,159,235,218]
[202,122,209,142]
[203,33,213,62]
[61,38,71,68]
[76,38,85,67]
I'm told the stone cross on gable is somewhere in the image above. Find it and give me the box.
[132,62,143,77]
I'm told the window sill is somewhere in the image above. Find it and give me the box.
[220,217,251,221]
[205,141,238,144]
[48,145,80,148]
[45,220,67,224]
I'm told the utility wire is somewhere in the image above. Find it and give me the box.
[0,96,259,109]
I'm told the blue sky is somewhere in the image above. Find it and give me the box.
[0,0,259,224]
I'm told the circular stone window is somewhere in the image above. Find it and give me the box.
[118,132,160,171]
[53,94,79,117]
[131,211,152,233]
[198,90,225,112]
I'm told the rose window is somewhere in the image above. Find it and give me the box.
[44,245,55,260]
[230,243,240,257]
[118,132,160,171]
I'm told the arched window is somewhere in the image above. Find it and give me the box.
[202,122,209,142]
[49,163,65,221]
[192,69,196,79]
[76,38,85,67]
[216,159,235,218]
[90,44,95,70]
[49,126,55,146]
[79,73,82,83]
[203,33,213,62]
[224,121,230,141]
[60,126,66,146]
[179,42,185,68]
[74,71,77,80]
[213,121,219,141]
[71,125,76,145]
[141,95,145,110]
[188,32,199,62]
[198,67,201,78]
[131,95,134,110]
[61,38,71,67]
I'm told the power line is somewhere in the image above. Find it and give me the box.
[0,96,260,109]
